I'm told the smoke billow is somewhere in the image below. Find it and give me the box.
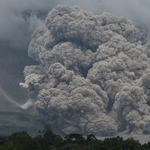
[21,99,34,110]
[20,5,150,136]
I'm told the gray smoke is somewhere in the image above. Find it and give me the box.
[19,5,150,136]
[21,99,34,110]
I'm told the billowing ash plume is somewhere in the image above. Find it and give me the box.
[20,5,150,136]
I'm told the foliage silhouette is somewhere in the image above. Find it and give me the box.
[0,124,150,150]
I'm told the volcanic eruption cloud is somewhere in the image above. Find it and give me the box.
[20,4,150,136]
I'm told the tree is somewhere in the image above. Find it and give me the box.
[42,124,55,147]
[7,131,35,150]
[93,140,103,150]
[34,124,63,150]
[64,133,85,145]
[59,143,80,150]
[42,124,53,134]
[11,134,34,150]
[53,134,63,148]
[8,131,31,141]
[0,135,8,145]
[0,142,16,150]
[103,136,125,150]
[86,134,98,143]
[124,137,141,150]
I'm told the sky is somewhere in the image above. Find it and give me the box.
[0,0,150,50]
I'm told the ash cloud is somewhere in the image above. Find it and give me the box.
[96,0,150,39]
[20,5,150,136]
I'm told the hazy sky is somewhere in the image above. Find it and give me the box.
[0,0,150,50]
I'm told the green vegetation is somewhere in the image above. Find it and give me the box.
[0,124,150,150]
